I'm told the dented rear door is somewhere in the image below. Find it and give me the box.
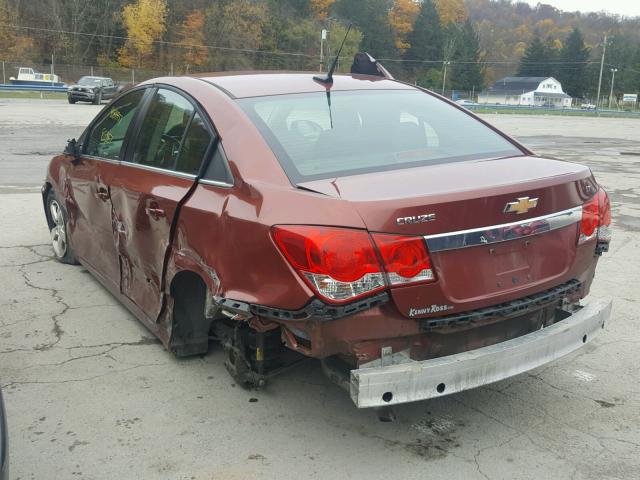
[109,88,213,322]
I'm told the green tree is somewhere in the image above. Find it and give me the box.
[556,28,590,98]
[404,0,443,80]
[450,20,484,92]
[334,0,397,58]
[517,36,555,77]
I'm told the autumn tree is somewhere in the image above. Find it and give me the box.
[433,0,467,26]
[0,0,35,62]
[177,10,208,72]
[310,0,336,21]
[204,0,269,70]
[118,0,168,67]
[388,0,420,52]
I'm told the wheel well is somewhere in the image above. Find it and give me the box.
[42,183,54,229]
[169,270,211,357]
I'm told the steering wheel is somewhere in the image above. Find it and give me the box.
[156,133,182,168]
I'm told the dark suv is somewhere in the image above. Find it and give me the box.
[67,76,118,104]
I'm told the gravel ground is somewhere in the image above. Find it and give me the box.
[0,99,638,480]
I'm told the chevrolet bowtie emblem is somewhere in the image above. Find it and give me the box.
[504,197,539,214]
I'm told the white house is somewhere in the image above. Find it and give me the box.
[481,77,572,108]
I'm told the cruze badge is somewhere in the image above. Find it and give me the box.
[396,213,436,225]
[504,197,538,215]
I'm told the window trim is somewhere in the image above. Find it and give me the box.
[121,83,234,185]
[79,82,235,186]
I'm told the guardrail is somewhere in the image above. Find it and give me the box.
[465,103,640,117]
[0,84,68,93]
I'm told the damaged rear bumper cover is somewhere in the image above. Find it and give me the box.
[351,299,612,408]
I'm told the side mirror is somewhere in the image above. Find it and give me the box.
[64,138,81,163]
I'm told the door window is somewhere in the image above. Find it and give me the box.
[132,89,194,170]
[85,89,145,160]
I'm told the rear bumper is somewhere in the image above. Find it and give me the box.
[350,299,611,408]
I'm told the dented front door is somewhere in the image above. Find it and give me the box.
[65,88,147,287]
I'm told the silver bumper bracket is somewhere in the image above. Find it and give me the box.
[350,300,612,408]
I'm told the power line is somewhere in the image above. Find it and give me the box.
[0,23,314,58]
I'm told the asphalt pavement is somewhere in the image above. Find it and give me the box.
[0,98,638,479]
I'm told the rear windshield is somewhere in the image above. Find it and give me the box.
[239,90,523,183]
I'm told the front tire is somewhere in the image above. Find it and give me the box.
[93,91,102,105]
[46,191,78,264]
[68,97,76,104]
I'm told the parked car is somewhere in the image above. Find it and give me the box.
[454,99,480,107]
[67,76,118,104]
[0,386,7,480]
[581,103,597,110]
[43,69,612,408]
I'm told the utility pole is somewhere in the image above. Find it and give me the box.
[596,34,607,110]
[319,29,327,72]
[442,61,451,96]
[609,68,618,109]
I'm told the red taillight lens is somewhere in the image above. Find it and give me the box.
[580,195,599,242]
[372,234,436,285]
[579,188,612,244]
[272,226,385,303]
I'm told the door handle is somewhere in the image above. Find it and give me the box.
[96,187,110,201]
[145,207,166,220]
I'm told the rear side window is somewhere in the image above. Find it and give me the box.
[85,89,145,160]
[239,90,523,183]
[175,112,211,175]
[132,89,195,170]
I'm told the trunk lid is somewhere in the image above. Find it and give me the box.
[298,156,597,318]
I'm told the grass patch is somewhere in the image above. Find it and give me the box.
[0,91,67,100]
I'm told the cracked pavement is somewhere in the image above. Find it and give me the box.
[1,100,639,479]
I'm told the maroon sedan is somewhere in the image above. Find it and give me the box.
[43,71,612,407]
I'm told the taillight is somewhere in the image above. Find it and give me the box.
[597,188,611,242]
[579,188,611,244]
[272,226,385,303]
[371,234,436,285]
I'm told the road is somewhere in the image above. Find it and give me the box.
[1,98,639,479]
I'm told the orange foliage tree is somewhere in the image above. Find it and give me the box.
[310,0,336,21]
[388,0,420,51]
[434,0,467,25]
[177,10,208,72]
[118,0,168,68]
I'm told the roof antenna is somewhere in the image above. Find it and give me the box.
[314,23,353,84]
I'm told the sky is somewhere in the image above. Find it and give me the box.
[521,0,640,17]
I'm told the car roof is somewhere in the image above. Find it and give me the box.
[196,72,415,99]
[80,76,109,80]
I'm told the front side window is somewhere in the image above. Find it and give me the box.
[131,89,194,170]
[85,89,145,160]
[239,90,524,183]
